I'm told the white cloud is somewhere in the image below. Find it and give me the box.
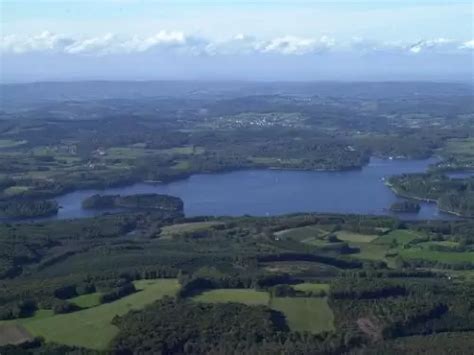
[407,38,457,54]
[258,35,335,55]
[0,31,472,57]
[64,33,117,54]
[204,34,259,56]
[122,31,187,53]
[0,31,74,54]
[0,31,192,56]
[460,40,474,49]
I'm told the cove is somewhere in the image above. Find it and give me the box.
[42,157,458,221]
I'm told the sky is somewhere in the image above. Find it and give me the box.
[0,0,473,82]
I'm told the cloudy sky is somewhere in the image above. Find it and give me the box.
[1,0,473,82]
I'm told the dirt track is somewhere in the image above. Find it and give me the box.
[0,324,34,346]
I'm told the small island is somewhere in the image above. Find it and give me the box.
[0,199,59,218]
[390,201,421,213]
[82,193,184,213]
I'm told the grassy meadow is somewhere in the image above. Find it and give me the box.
[270,297,335,333]
[160,221,225,239]
[193,289,270,306]
[193,288,335,334]
[0,279,180,350]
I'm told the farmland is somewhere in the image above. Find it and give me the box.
[160,221,225,239]
[334,231,379,243]
[272,224,474,269]
[193,289,269,306]
[292,282,330,293]
[443,138,474,164]
[270,297,335,333]
[0,279,180,350]
[399,249,474,264]
[193,289,335,334]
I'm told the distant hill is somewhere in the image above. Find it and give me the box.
[1,81,472,110]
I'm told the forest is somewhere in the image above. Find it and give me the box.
[82,193,184,212]
[389,174,474,217]
[0,209,473,353]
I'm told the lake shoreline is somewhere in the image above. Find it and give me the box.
[385,182,470,219]
[4,157,461,223]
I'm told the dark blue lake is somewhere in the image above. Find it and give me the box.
[44,157,458,221]
[446,171,474,179]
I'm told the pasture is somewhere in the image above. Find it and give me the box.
[374,230,421,246]
[193,289,269,306]
[274,225,327,242]
[160,221,225,239]
[444,138,474,160]
[69,292,102,308]
[2,186,30,196]
[292,282,330,293]
[335,231,379,243]
[351,242,389,262]
[0,279,179,350]
[270,297,335,333]
[193,289,335,334]
[0,139,27,149]
[399,249,474,264]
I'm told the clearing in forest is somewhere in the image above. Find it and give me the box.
[0,279,179,350]
[193,288,335,334]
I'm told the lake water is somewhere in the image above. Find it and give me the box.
[446,171,474,179]
[37,157,458,221]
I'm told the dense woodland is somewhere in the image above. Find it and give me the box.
[0,199,58,218]
[0,210,473,353]
[389,174,474,217]
[82,193,184,212]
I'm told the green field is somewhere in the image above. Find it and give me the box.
[346,230,422,266]
[193,289,334,333]
[275,226,382,246]
[2,186,30,196]
[351,242,390,261]
[158,146,205,155]
[0,279,180,350]
[374,230,421,246]
[0,139,27,149]
[106,147,162,159]
[25,310,55,321]
[270,297,335,333]
[444,138,474,160]
[193,289,269,306]
[418,241,460,249]
[330,228,473,268]
[292,283,330,293]
[171,160,191,171]
[69,292,102,308]
[399,249,474,264]
[335,231,379,243]
[160,221,225,239]
[105,146,204,160]
[274,225,327,241]
[274,225,331,246]
[273,227,423,266]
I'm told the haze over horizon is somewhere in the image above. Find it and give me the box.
[1,0,473,83]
